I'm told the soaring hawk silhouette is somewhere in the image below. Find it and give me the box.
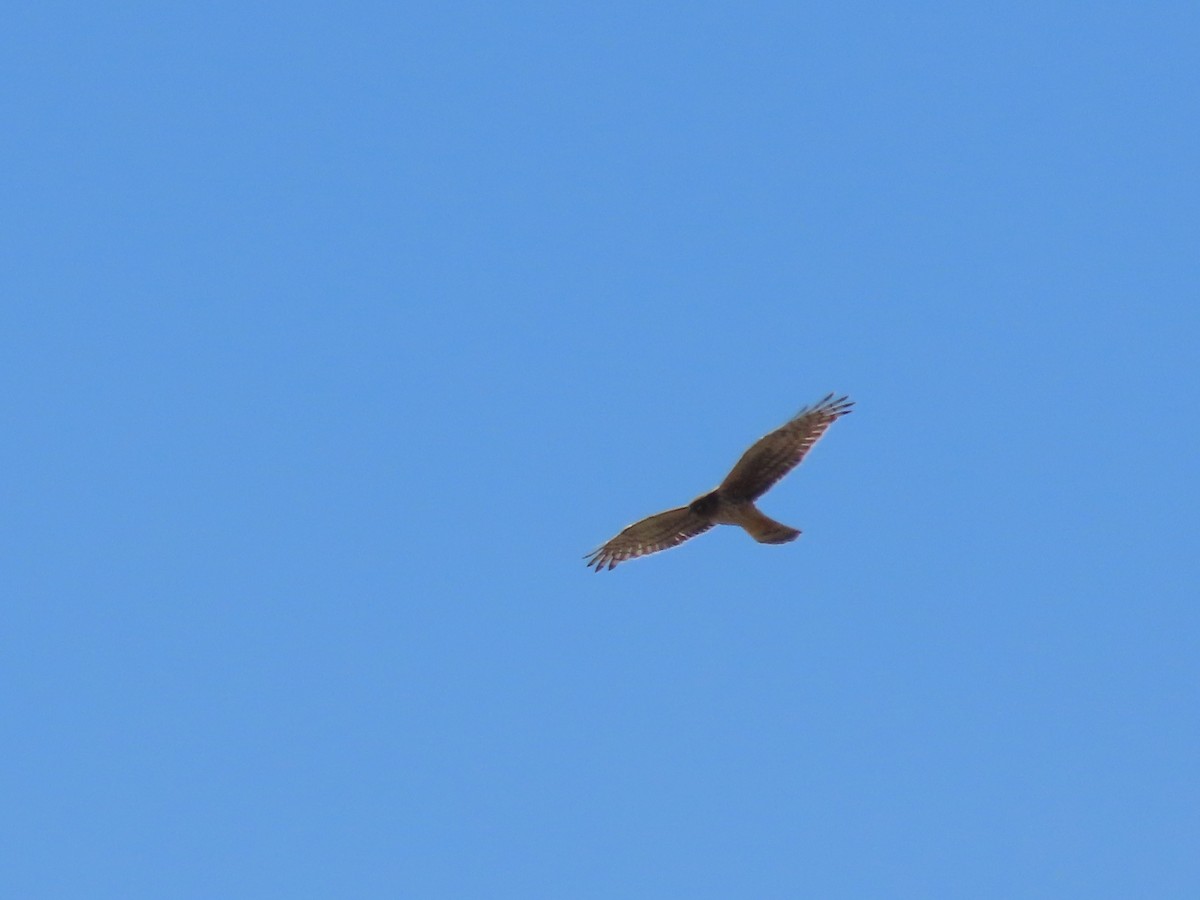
[585,394,853,571]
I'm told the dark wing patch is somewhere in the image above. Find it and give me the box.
[584,506,714,571]
[718,393,854,502]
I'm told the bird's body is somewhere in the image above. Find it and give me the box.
[585,394,853,571]
[688,490,800,541]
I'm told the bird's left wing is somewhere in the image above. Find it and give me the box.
[584,506,713,571]
[718,393,854,502]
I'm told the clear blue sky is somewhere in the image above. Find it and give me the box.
[3,2,1198,897]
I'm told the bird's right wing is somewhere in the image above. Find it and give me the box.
[584,506,713,571]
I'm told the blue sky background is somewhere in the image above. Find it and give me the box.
[3,2,1198,896]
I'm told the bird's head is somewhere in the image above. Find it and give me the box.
[688,491,721,518]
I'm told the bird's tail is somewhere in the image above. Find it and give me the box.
[735,505,801,544]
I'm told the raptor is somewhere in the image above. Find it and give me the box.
[585,394,854,571]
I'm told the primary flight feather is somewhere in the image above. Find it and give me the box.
[585,393,853,571]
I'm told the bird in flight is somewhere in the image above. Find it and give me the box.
[585,393,853,571]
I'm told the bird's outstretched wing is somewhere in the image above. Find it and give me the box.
[584,506,713,571]
[718,393,854,502]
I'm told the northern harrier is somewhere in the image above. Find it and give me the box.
[585,394,853,571]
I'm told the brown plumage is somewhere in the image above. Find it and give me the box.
[584,394,853,571]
